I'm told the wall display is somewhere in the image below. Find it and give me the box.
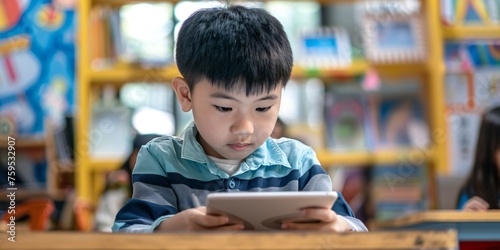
[447,113,481,176]
[474,68,500,109]
[0,0,76,190]
[441,0,500,25]
[0,0,76,135]
[296,27,352,68]
[368,81,430,149]
[445,73,475,112]
[363,14,426,63]
[324,84,371,151]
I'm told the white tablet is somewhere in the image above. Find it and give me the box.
[206,191,338,231]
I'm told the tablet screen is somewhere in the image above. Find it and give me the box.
[206,191,338,230]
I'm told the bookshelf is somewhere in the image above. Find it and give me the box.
[76,0,446,229]
[440,1,500,175]
[0,130,72,200]
[0,136,45,148]
[0,136,48,201]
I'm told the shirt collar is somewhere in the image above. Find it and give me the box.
[180,122,207,164]
[180,122,291,170]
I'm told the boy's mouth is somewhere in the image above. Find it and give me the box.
[228,143,250,151]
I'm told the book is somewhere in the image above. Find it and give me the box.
[296,27,352,69]
[445,73,475,112]
[441,0,500,25]
[370,87,429,149]
[444,42,471,72]
[447,112,481,176]
[363,13,426,64]
[466,42,500,67]
[324,84,371,151]
[486,0,500,23]
[474,68,500,109]
[457,0,491,24]
[369,164,429,221]
[441,0,456,25]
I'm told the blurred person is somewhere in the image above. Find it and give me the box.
[456,106,500,211]
[94,134,161,232]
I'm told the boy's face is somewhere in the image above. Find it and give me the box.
[175,78,282,160]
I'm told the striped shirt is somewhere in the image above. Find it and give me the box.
[112,122,367,232]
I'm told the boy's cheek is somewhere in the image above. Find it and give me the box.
[255,128,274,140]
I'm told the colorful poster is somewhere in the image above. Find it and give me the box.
[0,0,75,135]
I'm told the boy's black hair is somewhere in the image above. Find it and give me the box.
[175,5,293,95]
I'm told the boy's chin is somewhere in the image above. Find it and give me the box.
[217,150,253,161]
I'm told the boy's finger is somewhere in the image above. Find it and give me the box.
[213,223,245,231]
[297,208,337,223]
[471,196,490,207]
[195,214,229,227]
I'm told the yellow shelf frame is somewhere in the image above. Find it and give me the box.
[90,159,123,172]
[424,0,447,176]
[316,148,434,167]
[92,59,368,85]
[76,0,93,231]
[90,64,179,85]
[443,26,500,39]
[292,60,368,78]
[89,59,427,85]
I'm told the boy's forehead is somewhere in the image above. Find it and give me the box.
[194,78,284,96]
[211,82,283,96]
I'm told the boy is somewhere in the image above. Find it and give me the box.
[113,5,367,233]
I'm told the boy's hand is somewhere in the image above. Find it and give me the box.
[281,208,353,232]
[156,206,244,231]
[462,196,489,212]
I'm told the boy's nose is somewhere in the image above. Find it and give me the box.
[230,117,254,136]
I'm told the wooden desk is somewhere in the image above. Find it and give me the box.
[372,210,500,241]
[0,231,457,250]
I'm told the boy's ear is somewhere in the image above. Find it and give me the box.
[172,77,193,112]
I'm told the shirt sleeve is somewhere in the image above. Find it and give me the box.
[341,216,369,232]
[456,190,470,210]
[299,147,367,230]
[112,145,178,233]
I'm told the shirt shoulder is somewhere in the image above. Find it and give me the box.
[269,137,319,168]
[143,135,182,154]
[135,135,184,170]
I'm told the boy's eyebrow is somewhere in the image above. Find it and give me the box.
[257,94,279,101]
[210,92,278,102]
[210,92,237,100]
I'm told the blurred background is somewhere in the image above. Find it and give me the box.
[0,0,499,232]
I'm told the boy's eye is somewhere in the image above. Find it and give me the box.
[256,106,272,112]
[214,105,232,112]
